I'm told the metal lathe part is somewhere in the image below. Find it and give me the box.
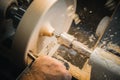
[57,32,92,57]
[90,47,120,80]
[0,0,18,19]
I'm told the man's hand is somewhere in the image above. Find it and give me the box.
[20,56,72,80]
